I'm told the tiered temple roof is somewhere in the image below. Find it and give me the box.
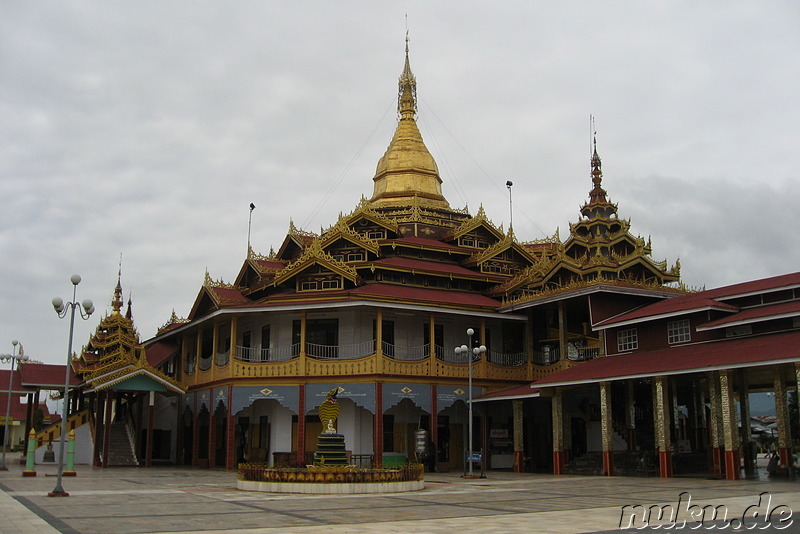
[170,40,683,325]
[75,273,184,394]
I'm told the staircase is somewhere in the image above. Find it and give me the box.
[106,422,139,466]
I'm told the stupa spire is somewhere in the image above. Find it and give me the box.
[370,34,449,209]
[398,31,417,120]
[112,257,124,314]
[588,135,608,205]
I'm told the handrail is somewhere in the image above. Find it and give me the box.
[382,342,428,361]
[568,347,599,361]
[533,347,560,366]
[487,350,526,366]
[437,348,479,364]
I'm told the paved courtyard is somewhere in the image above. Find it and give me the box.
[2,460,800,533]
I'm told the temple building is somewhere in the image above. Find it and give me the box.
[141,41,688,474]
[13,41,798,479]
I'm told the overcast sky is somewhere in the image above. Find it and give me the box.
[1,2,798,366]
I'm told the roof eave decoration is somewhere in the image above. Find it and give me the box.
[343,198,400,234]
[443,205,504,242]
[272,240,360,287]
[85,366,185,395]
[486,256,560,297]
[463,232,538,268]
[320,215,381,256]
[156,310,189,335]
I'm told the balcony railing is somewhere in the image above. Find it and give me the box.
[568,346,599,362]
[198,355,213,371]
[230,341,532,367]
[382,342,428,361]
[533,347,560,366]
[488,350,526,366]
[236,344,298,363]
[438,348,479,364]
[215,350,230,366]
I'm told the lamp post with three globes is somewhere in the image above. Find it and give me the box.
[48,274,94,497]
[454,327,486,478]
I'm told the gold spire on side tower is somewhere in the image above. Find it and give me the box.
[370,34,450,209]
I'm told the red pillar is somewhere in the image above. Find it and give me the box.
[711,446,723,475]
[296,384,306,467]
[374,382,383,468]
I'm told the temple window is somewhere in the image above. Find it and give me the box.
[301,281,317,291]
[348,252,365,262]
[368,230,385,239]
[461,237,475,247]
[667,319,691,344]
[321,279,340,289]
[617,328,638,351]
[726,325,752,338]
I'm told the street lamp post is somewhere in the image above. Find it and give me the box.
[454,328,486,478]
[1,340,29,470]
[48,274,94,497]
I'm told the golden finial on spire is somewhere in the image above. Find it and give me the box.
[398,29,417,120]
[112,254,124,313]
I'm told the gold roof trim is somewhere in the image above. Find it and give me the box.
[203,270,241,290]
[443,205,503,241]
[157,310,189,334]
[272,239,359,287]
[503,277,691,307]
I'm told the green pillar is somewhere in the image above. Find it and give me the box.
[22,429,36,477]
[64,429,77,476]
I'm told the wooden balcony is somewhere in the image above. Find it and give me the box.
[180,341,551,387]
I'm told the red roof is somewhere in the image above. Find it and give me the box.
[210,286,249,304]
[371,257,501,280]
[146,342,178,367]
[594,272,800,328]
[349,284,502,308]
[0,394,53,420]
[17,363,79,388]
[532,330,800,388]
[245,283,502,309]
[253,260,285,270]
[0,369,25,393]
[594,298,736,328]
[474,382,539,402]
[697,300,800,330]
